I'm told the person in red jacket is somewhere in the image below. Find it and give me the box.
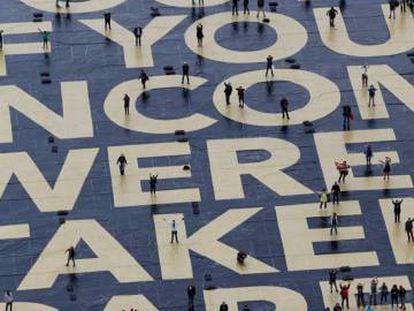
[335,161,350,183]
[339,282,351,309]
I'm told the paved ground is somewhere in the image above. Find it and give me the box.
[0,0,414,310]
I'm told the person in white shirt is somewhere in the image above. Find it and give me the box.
[164,217,184,243]
[4,290,14,311]
[361,64,369,87]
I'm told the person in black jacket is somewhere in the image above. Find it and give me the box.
[187,285,196,310]
[65,246,76,267]
[392,199,404,223]
[224,82,233,105]
[182,62,190,84]
[391,284,399,308]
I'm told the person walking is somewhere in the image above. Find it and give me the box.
[256,0,266,18]
[380,282,388,304]
[356,282,365,308]
[326,7,339,27]
[399,285,406,309]
[123,94,130,115]
[196,23,204,47]
[133,26,143,46]
[369,278,378,305]
[391,284,399,308]
[139,70,149,89]
[164,217,184,243]
[335,160,350,183]
[392,199,404,223]
[389,0,397,19]
[364,144,373,167]
[236,86,245,108]
[265,55,274,78]
[330,212,339,235]
[219,301,229,311]
[187,285,196,310]
[104,12,112,30]
[224,82,233,105]
[378,156,391,181]
[181,62,190,84]
[116,154,127,175]
[405,218,414,242]
[232,0,239,16]
[339,283,350,309]
[328,269,338,293]
[243,0,250,14]
[342,104,352,131]
[319,188,329,209]
[4,290,13,311]
[38,29,50,49]
[280,96,290,120]
[361,64,369,87]
[65,246,76,267]
[331,182,340,205]
[149,173,158,195]
[368,85,377,107]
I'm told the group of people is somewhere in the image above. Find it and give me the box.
[327,274,408,310]
[231,0,266,18]
[327,0,413,29]
[389,0,414,19]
